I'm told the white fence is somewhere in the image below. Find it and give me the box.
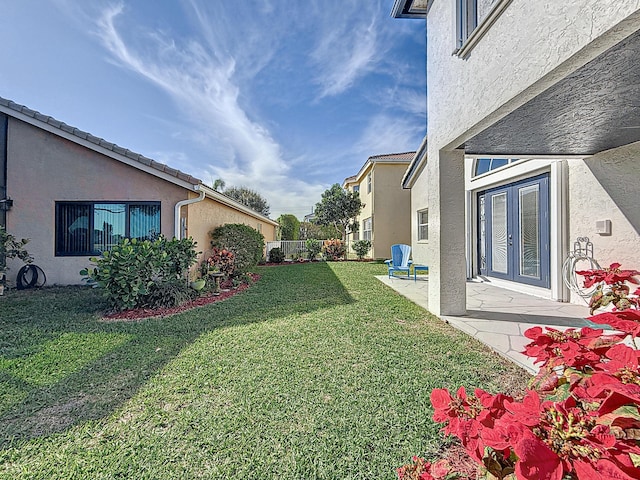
[266,240,308,260]
[265,240,356,260]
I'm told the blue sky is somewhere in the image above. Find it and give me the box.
[0,1,425,219]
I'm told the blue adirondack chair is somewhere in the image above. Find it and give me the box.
[385,244,412,278]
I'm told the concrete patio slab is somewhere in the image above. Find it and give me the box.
[377,275,592,374]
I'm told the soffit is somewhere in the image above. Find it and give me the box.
[461,28,640,156]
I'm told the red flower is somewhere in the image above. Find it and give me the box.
[577,263,640,288]
[589,309,640,338]
[594,344,640,386]
[512,428,563,480]
[430,387,494,462]
[523,326,620,370]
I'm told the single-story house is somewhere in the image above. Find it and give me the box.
[0,96,277,286]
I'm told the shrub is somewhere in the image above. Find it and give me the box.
[268,247,285,263]
[210,224,264,275]
[144,278,197,309]
[0,226,33,294]
[322,239,345,261]
[157,236,198,279]
[80,236,198,311]
[305,239,322,260]
[352,240,371,260]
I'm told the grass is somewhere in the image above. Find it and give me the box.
[0,262,529,479]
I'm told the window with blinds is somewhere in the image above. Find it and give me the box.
[55,202,160,256]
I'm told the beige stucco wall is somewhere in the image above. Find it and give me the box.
[4,119,190,285]
[371,163,411,259]
[358,167,374,244]
[187,198,276,263]
[567,144,640,302]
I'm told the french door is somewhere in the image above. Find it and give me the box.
[478,174,550,288]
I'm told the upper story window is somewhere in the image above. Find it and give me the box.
[457,0,478,49]
[55,201,160,256]
[353,185,360,193]
[456,0,512,56]
[367,173,372,194]
[473,158,520,177]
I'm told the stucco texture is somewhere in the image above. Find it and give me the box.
[427,0,640,151]
[186,198,276,261]
[5,119,189,285]
[568,144,640,284]
[370,163,411,259]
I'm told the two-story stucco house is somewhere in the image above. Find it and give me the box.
[0,96,277,286]
[392,1,640,315]
[343,152,413,259]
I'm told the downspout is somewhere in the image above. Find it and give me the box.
[174,185,205,239]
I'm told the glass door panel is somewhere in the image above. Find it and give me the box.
[518,184,540,278]
[491,192,508,274]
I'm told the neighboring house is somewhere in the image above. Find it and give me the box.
[343,152,413,259]
[0,96,277,285]
[392,1,640,315]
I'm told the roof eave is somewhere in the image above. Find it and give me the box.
[390,0,431,18]
[402,136,428,189]
[200,185,278,226]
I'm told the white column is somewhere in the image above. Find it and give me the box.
[428,148,467,316]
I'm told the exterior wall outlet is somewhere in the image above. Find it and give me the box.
[595,219,611,235]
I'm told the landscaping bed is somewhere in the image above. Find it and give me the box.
[102,273,260,321]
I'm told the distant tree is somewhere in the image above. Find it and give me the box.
[277,214,300,240]
[224,186,270,217]
[299,222,336,240]
[313,184,363,240]
[212,178,226,192]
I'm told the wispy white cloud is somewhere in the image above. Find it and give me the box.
[62,0,424,218]
[94,3,307,212]
[353,114,425,158]
[311,16,383,98]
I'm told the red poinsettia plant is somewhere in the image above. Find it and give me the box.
[398,263,640,480]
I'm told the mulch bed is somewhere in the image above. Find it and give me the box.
[101,274,260,322]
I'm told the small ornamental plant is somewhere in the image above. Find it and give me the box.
[204,247,235,277]
[399,262,640,480]
[305,239,322,261]
[352,239,372,260]
[322,238,346,261]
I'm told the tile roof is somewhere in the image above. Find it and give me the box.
[0,96,201,186]
[368,151,415,163]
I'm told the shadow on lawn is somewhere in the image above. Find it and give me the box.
[0,261,354,448]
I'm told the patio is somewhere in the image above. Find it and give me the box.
[377,275,592,374]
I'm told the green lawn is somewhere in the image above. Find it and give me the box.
[0,262,528,479]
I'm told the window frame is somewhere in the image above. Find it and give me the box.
[456,0,478,49]
[55,201,161,256]
[455,0,513,57]
[367,173,372,194]
[418,209,429,241]
[473,158,521,178]
[362,217,372,241]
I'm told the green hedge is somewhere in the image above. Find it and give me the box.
[210,224,264,275]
